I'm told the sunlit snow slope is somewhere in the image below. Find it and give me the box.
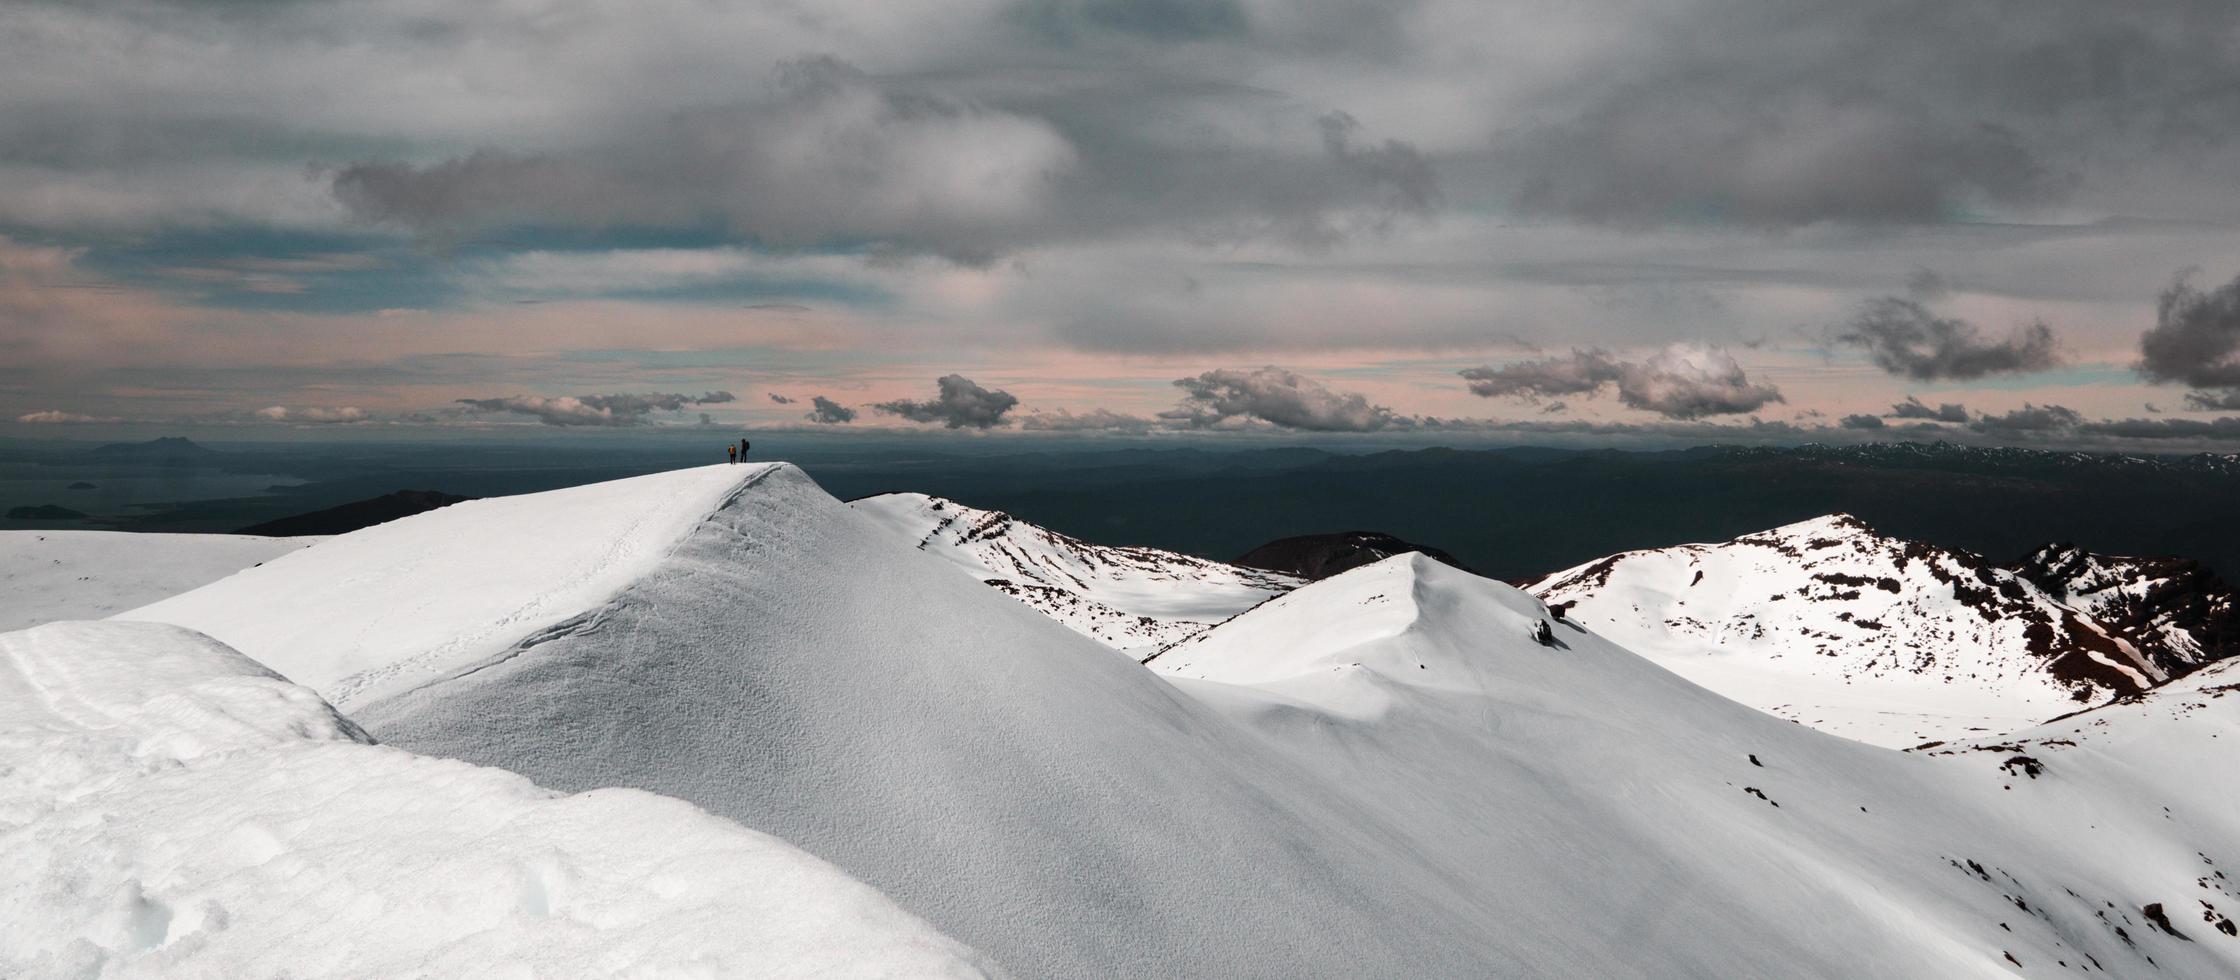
[130,466,2240,978]
[1,530,319,631]
[1528,514,2171,747]
[0,620,997,979]
[851,491,1298,653]
[122,466,749,709]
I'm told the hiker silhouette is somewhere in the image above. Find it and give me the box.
[727,445,737,464]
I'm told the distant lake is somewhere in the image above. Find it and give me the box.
[0,459,305,530]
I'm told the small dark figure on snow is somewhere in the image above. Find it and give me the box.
[1530,619,1554,646]
[727,445,737,464]
[739,439,750,462]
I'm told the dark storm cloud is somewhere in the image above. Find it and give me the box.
[1835,297,2060,380]
[1317,112,1439,228]
[1165,366,1400,431]
[805,396,858,425]
[2185,390,2240,411]
[873,375,1020,428]
[1887,396,1971,423]
[453,391,731,426]
[1967,403,2083,434]
[1499,0,2240,227]
[768,393,797,405]
[333,57,1077,263]
[2137,271,2240,403]
[1460,345,1781,419]
[328,53,1440,262]
[1019,408,1157,432]
[1459,349,1621,400]
[1840,414,1887,430]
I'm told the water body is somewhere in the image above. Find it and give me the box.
[0,460,306,530]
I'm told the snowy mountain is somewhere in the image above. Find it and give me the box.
[850,491,1298,653]
[1156,553,2240,977]
[2010,544,2240,676]
[1526,514,2184,747]
[0,620,996,978]
[103,463,2240,977]
[1,530,321,632]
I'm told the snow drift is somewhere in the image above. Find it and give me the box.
[0,620,998,979]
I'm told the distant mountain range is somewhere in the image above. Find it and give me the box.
[893,440,2240,583]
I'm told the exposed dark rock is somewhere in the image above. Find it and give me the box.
[1235,531,1476,581]
[2011,543,2240,681]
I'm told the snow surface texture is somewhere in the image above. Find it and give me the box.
[122,466,749,710]
[0,530,319,632]
[0,620,999,979]
[850,491,1298,654]
[138,464,2240,978]
[1529,514,2171,747]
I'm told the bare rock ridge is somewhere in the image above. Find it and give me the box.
[1232,530,1476,581]
[2008,543,2240,680]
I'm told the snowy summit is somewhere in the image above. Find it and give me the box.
[4,463,2238,978]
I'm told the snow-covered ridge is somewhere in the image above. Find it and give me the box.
[1528,513,2179,747]
[0,620,998,978]
[101,465,2240,977]
[121,464,765,708]
[851,491,1299,653]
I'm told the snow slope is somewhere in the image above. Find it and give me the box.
[1527,514,2165,747]
[121,465,750,709]
[0,530,320,632]
[0,620,997,979]
[1158,554,2240,978]
[130,465,2240,977]
[850,491,1298,653]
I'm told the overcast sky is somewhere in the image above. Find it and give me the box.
[6,0,2240,448]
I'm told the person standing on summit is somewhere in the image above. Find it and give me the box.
[726,444,737,464]
[739,438,750,462]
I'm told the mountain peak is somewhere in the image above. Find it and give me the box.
[850,490,1297,654]
[1530,514,2179,746]
[89,435,216,458]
